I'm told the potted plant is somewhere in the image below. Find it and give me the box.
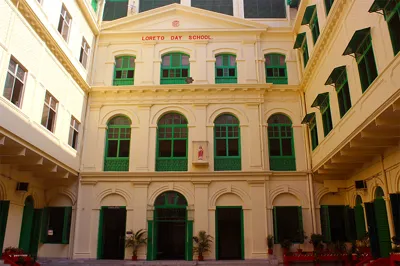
[297,230,308,253]
[267,235,274,255]
[357,232,370,254]
[309,234,324,252]
[280,239,293,255]
[125,229,147,261]
[193,230,213,261]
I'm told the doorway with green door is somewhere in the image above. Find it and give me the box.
[19,196,42,256]
[147,191,193,261]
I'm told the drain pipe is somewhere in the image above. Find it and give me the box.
[300,90,317,233]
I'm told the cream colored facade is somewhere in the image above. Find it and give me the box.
[0,0,399,262]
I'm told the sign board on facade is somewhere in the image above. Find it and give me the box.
[141,35,212,41]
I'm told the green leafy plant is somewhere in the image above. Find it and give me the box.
[267,235,274,249]
[125,229,147,257]
[280,239,293,249]
[193,230,213,258]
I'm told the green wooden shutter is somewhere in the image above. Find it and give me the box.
[273,207,279,244]
[40,207,48,243]
[30,209,43,256]
[365,202,380,258]
[298,207,304,243]
[344,207,357,241]
[355,205,366,240]
[146,220,154,260]
[390,193,400,237]
[19,200,35,252]
[374,198,391,258]
[215,209,219,260]
[320,206,331,243]
[0,201,10,252]
[97,207,104,259]
[240,208,244,260]
[185,220,193,261]
[62,207,72,244]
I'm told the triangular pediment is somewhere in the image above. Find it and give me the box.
[101,4,267,33]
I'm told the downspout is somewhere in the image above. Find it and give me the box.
[300,90,317,233]
[380,155,396,242]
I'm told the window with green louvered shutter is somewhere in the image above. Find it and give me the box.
[365,202,380,258]
[310,10,320,44]
[244,0,286,18]
[385,1,400,55]
[320,206,331,242]
[374,197,391,257]
[265,54,288,84]
[390,193,400,238]
[215,54,237,84]
[273,206,303,243]
[355,203,366,240]
[344,207,357,241]
[139,0,180,13]
[302,41,309,68]
[40,207,72,244]
[160,53,190,84]
[192,0,234,15]
[320,96,333,136]
[113,56,135,86]
[30,209,42,257]
[0,201,9,253]
[355,33,378,92]
[103,0,128,21]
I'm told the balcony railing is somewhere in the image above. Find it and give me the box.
[266,77,288,84]
[156,158,187,171]
[214,157,241,171]
[104,157,129,171]
[113,79,134,86]
[160,78,187,84]
[215,78,238,84]
[270,157,296,171]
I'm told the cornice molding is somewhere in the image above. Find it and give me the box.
[297,0,349,92]
[74,0,100,35]
[11,0,90,92]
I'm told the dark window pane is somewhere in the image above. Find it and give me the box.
[216,68,223,77]
[107,140,118,157]
[159,140,171,157]
[216,139,227,156]
[119,140,130,157]
[282,139,293,156]
[229,68,235,76]
[192,0,233,15]
[228,139,239,156]
[162,69,169,77]
[11,79,23,106]
[266,69,273,76]
[275,207,300,243]
[358,58,369,91]
[115,71,122,79]
[366,49,377,83]
[41,105,49,127]
[47,208,65,243]
[103,0,128,21]
[47,110,56,132]
[269,139,281,156]
[72,130,78,149]
[182,69,188,77]
[173,140,186,157]
[244,0,286,18]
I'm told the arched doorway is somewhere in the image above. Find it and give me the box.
[147,191,192,260]
[19,196,42,256]
[373,187,391,257]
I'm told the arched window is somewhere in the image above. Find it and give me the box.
[104,116,131,171]
[156,113,188,171]
[265,53,288,84]
[215,54,237,84]
[214,114,241,171]
[160,53,190,84]
[267,114,295,171]
[113,56,135,86]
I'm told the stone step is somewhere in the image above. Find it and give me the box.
[38,259,279,266]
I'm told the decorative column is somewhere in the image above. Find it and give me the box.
[242,40,257,84]
[193,41,208,84]
[293,124,306,171]
[248,181,267,258]
[286,50,300,85]
[136,41,156,85]
[133,105,152,171]
[193,182,209,233]
[246,103,262,171]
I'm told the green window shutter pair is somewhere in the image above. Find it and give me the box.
[356,35,378,92]
[320,206,331,243]
[267,114,296,171]
[265,54,288,84]
[160,53,190,84]
[113,56,135,86]
[156,113,188,171]
[40,207,72,244]
[293,33,309,68]
[103,0,128,21]
[374,198,391,257]
[301,5,320,44]
[215,54,237,84]
[301,113,319,150]
[104,116,131,171]
[326,67,352,118]
[214,114,241,171]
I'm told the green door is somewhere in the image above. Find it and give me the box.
[19,197,35,253]
[0,201,10,253]
[29,209,43,257]
[374,198,391,257]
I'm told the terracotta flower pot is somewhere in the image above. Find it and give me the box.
[268,248,273,255]
[131,255,137,261]
[198,255,204,261]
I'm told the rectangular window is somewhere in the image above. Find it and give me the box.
[58,4,72,42]
[335,70,352,117]
[310,12,320,44]
[309,116,319,150]
[3,58,27,108]
[324,0,334,15]
[139,0,180,13]
[192,0,234,15]
[103,0,129,21]
[79,38,90,69]
[41,91,58,133]
[244,0,286,18]
[356,34,378,92]
[91,0,98,12]
[68,117,80,150]
[273,206,303,243]
[320,206,349,243]
[41,207,72,244]
[302,40,309,68]
[385,0,400,55]
[321,99,333,137]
